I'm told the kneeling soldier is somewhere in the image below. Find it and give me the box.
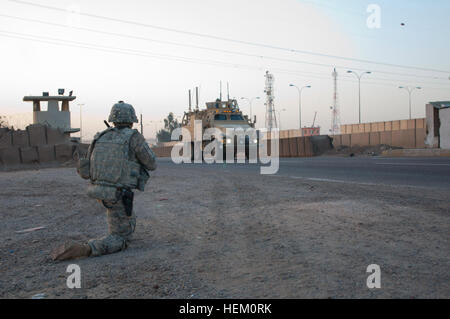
[51,101,157,261]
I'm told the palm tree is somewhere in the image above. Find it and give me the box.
[157,112,181,142]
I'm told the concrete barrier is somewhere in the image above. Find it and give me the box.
[27,125,47,146]
[297,137,305,157]
[0,131,12,148]
[400,120,409,130]
[152,146,172,158]
[415,128,426,148]
[376,122,385,132]
[37,145,56,162]
[304,136,313,157]
[279,138,290,157]
[369,132,380,146]
[47,127,68,145]
[0,128,8,138]
[392,121,401,130]
[380,131,392,146]
[12,130,29,147]
[407,119,416,129]
[351,133,370,147]
[392,129,416,148]
[288,129,302,138]
[385,121,392,131]
[341,134,351,146]
[0,147,21,166]
[55,143,74,162]
[288,137,298,157]
[20,147,39,164]
[416,118,425,129]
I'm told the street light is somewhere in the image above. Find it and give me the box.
[277,108,287,130]
[289,84,311,130]
[399,86,422,120]
[240,97,260,120]
[347,70,371,124]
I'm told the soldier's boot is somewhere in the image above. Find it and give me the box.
[51,242,92,261]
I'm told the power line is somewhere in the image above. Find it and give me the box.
[8,0,450,74]
[1,13,449,83]
[1,29,449,91]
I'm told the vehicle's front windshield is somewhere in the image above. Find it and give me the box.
[214,114,227,121]
[230,114,244,121]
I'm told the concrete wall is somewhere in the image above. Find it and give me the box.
[152,146,173,158]
[333,128,426,149]
[0,124,75,167]
[439,108,450,150]
[151,136,318,158]
[341,118,426,134]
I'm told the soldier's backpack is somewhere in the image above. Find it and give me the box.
[89,127,141,190]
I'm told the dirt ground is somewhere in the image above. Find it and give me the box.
[0,162,449,299]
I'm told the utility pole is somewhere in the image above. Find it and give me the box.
[331,68,341,135]
[264,71,277,130]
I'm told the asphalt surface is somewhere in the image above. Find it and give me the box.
[158,156,450,189]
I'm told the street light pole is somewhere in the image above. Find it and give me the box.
[399,86,422,120]
[289,84,311,131]
[347,70,371,124]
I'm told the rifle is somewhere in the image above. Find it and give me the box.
[104,120,111,128]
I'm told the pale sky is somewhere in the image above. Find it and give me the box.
[1,0,449,139]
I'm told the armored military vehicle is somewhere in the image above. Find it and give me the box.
[181,87,258,160]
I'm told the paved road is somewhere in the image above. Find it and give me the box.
[157,156,450,189]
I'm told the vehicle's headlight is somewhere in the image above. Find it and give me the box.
[253,139,258,144]
[226,138,232,144]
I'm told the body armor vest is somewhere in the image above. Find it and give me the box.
[89,127,141,189]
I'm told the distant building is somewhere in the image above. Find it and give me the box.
[425,101,450,150]
[302,126,321,136]
[23,90,79,137]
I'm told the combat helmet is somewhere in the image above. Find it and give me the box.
[108,101,138,124]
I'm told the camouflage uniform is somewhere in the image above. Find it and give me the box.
[79,102,156,257]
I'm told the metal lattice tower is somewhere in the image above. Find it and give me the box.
[331,68,341,135]
[264,71,277,130]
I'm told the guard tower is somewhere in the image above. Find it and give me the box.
[23,90,80,136]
